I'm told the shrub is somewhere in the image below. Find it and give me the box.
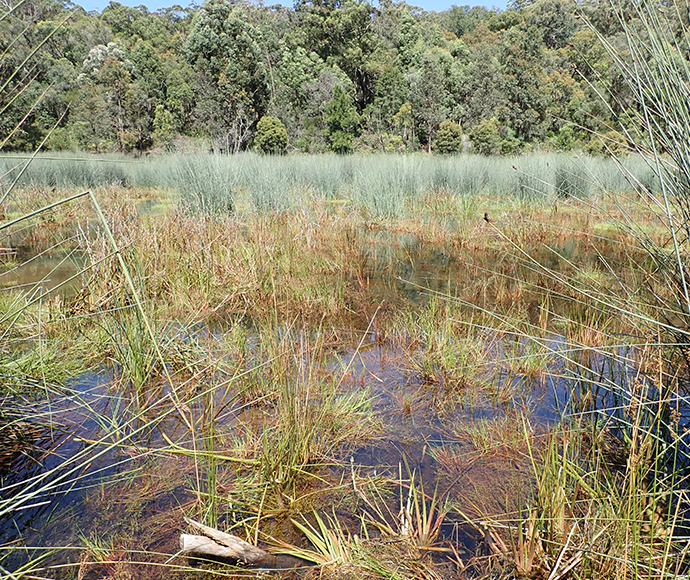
[434,120,463,154]
[254,115,288,155]
[468,117,502,155]
[45,127,77,152]
[583,130,628,156]
[152,105,177,151]
[500,135,522,155]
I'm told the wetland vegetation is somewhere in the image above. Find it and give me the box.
[4,0,690,577]
[1,148,687,579]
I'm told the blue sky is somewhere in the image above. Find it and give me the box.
[77,0,508,16]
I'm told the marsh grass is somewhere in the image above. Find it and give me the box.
[523,407,685,578]
[97,310,182,391]
[452,416,533,459]
[0,151,662,219]
[245,329,381,507]
[555,167,590,199]
[4,5,690,574]
[445,1,690,576]
[1,181,677,578]
[398,466,449,551]
[402,298,489,390]
[268,465,456,578]
[0,10,210,579]
[258,376,376,507]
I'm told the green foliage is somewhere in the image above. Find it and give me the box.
[552,124,578,151]
[0,0,638,156]
[446,5,490,37]
[434,120,463,154]
[152,105,176,150]
[488,9,522,31]
[525,0,576,49]
[45,127,77,152]
[468,117,502,155]
[406,50,451,152]
[185,0,270,152]
[254,116,288,155]
[500,133,522,155]
[324,85,361,154]
[583,130,628,157]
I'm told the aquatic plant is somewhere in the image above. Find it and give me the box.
[0,151,660,217]
[454,1,690,576]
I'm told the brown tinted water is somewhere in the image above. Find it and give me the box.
[0,215,665,577]
[0,193,167,297]
[1,337,553,572]
[0,253,81,296]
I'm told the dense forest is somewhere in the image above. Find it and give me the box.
[0,0,677,155]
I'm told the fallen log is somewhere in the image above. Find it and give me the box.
[181,517,270,564]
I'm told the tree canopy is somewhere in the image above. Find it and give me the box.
[0,0,650,155]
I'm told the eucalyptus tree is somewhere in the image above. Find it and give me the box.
[293,0,381,110]
[445,4,491,37]
[362,57,407,148]
[73,42,138,151]
[324,83,360,153]
[497,24,550,144]
[406,47,455,151]
[185,0,270,152]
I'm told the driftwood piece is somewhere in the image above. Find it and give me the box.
[181,534,249,559]
[181,517,270,564]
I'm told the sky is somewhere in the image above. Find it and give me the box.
[76,0,508,17]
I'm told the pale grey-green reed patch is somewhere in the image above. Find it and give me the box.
[0,151,659,217]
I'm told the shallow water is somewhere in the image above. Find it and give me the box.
[0,254,81,297]
[0,327,574,573]
[0,193,167,298]
[0,213,676,577]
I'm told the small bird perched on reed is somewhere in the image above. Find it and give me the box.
[483,212,491,223]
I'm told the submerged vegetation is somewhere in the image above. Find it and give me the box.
[0,157,685,578]
[4,0,690,578]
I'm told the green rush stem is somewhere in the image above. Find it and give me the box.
[0,0,27,22]
[88,190,202,504]
[624,10,690,322]
[0,187,88,233]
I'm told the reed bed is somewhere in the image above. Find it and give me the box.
[0,182,626,576]
[0,151,660,217]
[1,161,684,578]
[3,0,690,574]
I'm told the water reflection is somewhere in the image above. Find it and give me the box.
[0,216,683,576]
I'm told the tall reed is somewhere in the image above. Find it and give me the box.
[482,1,690,576]
[1,151,660,217]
